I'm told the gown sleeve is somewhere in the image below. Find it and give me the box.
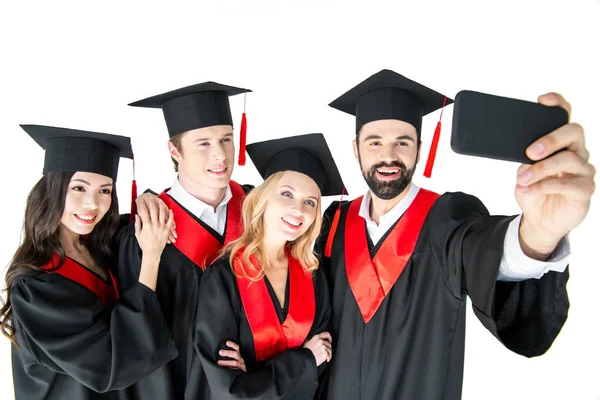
[114,221,143,294]
[11,273,178,392]
[309,267,332,377]
[433,192,569,357]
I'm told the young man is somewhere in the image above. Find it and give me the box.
[116,82,253,399]
[316,69,595,400]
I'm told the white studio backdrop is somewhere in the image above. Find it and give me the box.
[1,1,598,399]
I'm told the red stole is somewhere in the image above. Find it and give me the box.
[234,249,316,362]
[158,181,246,270]
[42,253,119,307]
[345,189,440,323]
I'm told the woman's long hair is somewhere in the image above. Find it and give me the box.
[0,171,120,345]
[222,171,323,281]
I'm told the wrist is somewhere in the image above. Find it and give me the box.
[519,217,561,261]
[141,250,162,263]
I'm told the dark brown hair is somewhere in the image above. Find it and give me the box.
[0,171,119,345]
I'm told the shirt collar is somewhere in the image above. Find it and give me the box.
[358,182,421,225]
[167,178,232,218]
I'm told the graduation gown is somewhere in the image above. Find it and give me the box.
[114,181,251,399]
[192,250,331,400]
[10,255,177,400]
[315,190,569,400]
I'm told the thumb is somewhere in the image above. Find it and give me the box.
[134,214,141,238]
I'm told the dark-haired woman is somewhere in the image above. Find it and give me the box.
[0,125,178,399]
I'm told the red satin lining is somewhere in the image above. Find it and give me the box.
[224,181,245,245]
[234,248,315,362]
[345,189,440,323]
[158,181,246,270]
[42,253,119,307]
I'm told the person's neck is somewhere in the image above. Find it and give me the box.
[58,224,86,255]
[261,233,288,271]
[177,174,227,211]
[369,182,412,225]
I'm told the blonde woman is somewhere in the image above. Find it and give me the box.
[192,134,345,399]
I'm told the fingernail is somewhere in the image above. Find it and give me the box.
[518,169,532,183]
[529,143,544,156]
[219,350,224,355]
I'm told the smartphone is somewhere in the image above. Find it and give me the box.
[450,90,568,164]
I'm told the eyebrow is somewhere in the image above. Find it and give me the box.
[281,184,318,201]
[363,134,415,142]
[71,179,113,188]
[193,132,234,142]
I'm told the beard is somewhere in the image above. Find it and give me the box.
[359,157,417,200]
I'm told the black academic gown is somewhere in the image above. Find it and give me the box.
[115,182,252,400]
[315,190,569,400]
[191,253,331,400]
[10,257,178,400]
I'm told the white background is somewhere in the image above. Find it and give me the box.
[1,1,598,399]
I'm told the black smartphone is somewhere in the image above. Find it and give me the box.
[450,90,569,164]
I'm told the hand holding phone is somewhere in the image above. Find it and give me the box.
[450,90,569,164]
[452,90,595,262]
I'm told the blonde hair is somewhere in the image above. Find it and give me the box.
[222,171,323,281]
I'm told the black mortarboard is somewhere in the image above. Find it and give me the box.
[246,133,345,196]
[21,124,133,181]
[329,69,452,135]
[128,81,251,138]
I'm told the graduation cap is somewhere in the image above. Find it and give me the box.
[21,124,133,181]
[246,133,346,197]
[21,124,138,219]
[129,81,252,165]
[329,69,452,177]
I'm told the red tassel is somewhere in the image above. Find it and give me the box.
[130,180,138,222]
[129,155,138,223]
[238,112,247,166]
[423,96,448,178]
[423,121,442,178]
[324,208,341,258]
[324,188,346,257]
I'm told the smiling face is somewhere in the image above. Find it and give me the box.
[59,171,113,236]
[262,170,321,243]
[354,119,421,200]
[169,124,235,190]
